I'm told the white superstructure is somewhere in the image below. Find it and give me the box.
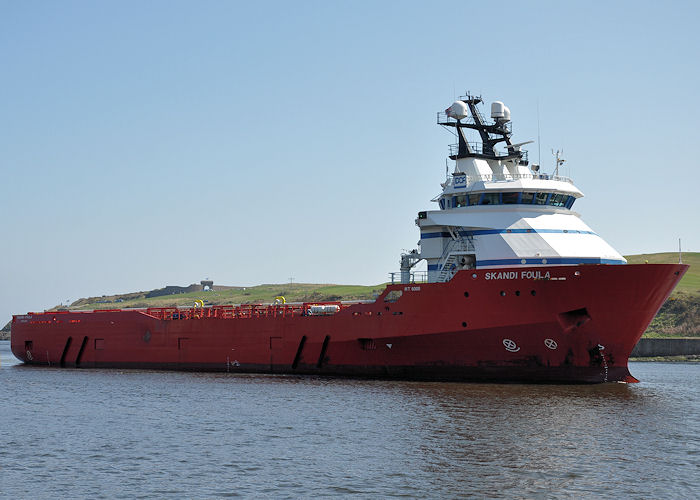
[400,93,625,284]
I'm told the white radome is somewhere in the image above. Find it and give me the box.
[446,101,469,120]
[491,101,511,122]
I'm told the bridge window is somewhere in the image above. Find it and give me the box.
[550,193,568,207]
[502,192,519,204]
[480,193,500,205]
[534,192,549,205]
[440,191,575,209]
[521,192,535,204]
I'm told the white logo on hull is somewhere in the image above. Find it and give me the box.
[544,339,558,350]
[503,339,520,352]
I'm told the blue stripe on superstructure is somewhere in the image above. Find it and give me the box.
[465,229,597,236]
[421,229,598,239]
[476,257,626,267]
[427,264,439,271]
[421,232,452,239]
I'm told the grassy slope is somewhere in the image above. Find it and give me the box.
[68,283,385,311]
[624,252,699,337]
[10,252,694,340]
[624,252,700,295]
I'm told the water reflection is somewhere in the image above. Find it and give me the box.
[2,341,698,499]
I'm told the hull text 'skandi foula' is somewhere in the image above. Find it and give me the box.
[11,93,687,383]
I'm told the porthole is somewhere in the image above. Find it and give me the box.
[500,291,506,297]
[515,290,520,296]
[462,321,467,328]
[574,271,581,276]
[464,291,469,298]
[471,273,477,279]
[531,290,537,296]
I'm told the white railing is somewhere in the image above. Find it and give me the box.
[450,173,573,187]
[389,271,428,284]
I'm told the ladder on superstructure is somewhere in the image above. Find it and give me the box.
[437,227,475,282]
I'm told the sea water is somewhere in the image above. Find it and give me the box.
[0,340,698,499]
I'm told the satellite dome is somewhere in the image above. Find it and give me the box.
[491,101,511,122]
[445,101,469,120]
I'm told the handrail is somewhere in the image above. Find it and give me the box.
[438,111,477,125]
[448,142,484,155]
[448,172,573,186]
[143,301,354,321]
[389,271,427,284]
[447,144,526,161]
[29,300,366,321]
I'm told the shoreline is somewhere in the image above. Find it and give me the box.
[630,355,700,362]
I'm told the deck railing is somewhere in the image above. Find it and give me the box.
[449,172,573,186]
[21,301,361,322]
[143,301,350,320]
[388,271,428,284]
[447,144,528,162]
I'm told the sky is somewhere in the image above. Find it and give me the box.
[2,0,699,324]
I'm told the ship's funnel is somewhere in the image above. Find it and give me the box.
[446,101,469,120]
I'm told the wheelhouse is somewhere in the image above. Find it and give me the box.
[438,192,577,210]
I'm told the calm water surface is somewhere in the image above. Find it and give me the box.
[1,340,698,499]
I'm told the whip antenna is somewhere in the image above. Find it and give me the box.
[537,99,541,168]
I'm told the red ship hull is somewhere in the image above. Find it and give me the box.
[11,264,687,383]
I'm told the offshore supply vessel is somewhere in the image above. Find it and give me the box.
[11,93,687,383]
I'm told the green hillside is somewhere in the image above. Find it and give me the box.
[624,252,698,337]
[3,253,694,342]
[68,282,384,311]
[624,252,699,295]
[622,253,698,337]
[68,252,698,311]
